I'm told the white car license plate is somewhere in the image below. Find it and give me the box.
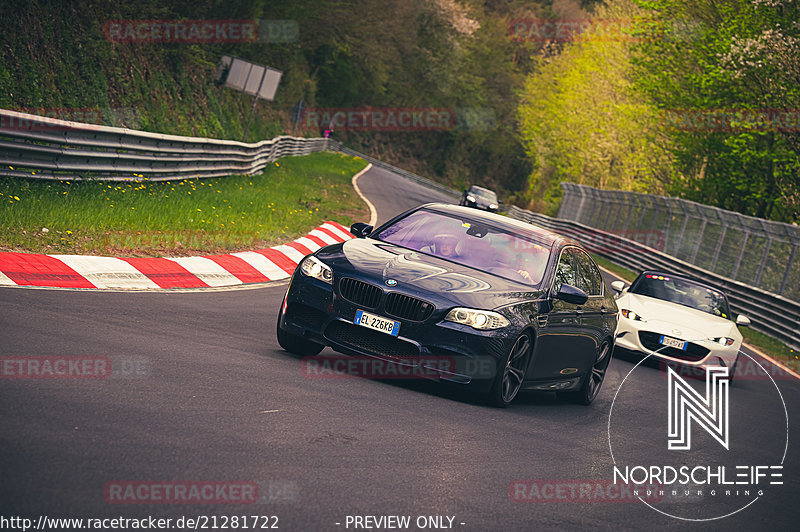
[354,310,400,337]
[659,335,687,350]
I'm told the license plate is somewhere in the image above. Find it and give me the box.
[354,310,400,337]
[659,335,687,350]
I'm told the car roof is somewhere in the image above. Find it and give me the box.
[468,185,497,197]
[419,203,564,246]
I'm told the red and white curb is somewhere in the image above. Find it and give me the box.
[0,221,353,290]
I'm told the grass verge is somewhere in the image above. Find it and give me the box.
[591,253,799,373]
[0,152,369,256]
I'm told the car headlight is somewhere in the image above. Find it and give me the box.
[489,203,498,210]
[620,309,644,321]
[299,256,333,284]
[710,336,735,346]
[444,307,509,330]
[467,195,476,202]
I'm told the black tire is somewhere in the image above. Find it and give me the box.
[559,340,612,405]
[276,313,324,356]
[728,354,740,385]
[488,332,533,408]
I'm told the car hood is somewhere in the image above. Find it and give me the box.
[619,292,740,341]
[318,238,543,309]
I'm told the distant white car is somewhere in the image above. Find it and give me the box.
[611,271,750,376]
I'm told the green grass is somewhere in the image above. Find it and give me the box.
[0,152,369,256]
[740,328,799,374]
[591,253,799,374]
[591,254,637,282]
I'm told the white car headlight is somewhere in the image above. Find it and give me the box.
[489,203,498,210]
[300,256,333,284]
[710,336,735,346]
[467,195,476,202]
[445,308,509,330]
[620,309,644,321]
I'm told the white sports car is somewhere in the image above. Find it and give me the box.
[611,271,750,375]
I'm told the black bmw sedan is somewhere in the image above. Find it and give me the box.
[277,203,618,407]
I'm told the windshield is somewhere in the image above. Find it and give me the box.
[469,188,497,201]
[629,273,732,319]
[375,209,551,286]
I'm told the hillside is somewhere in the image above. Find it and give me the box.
[0,0,552,200]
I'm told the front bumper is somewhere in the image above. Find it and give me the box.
[615,319,739,370]
[279,272,516,392]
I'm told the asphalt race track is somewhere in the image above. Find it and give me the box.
[1,166,798,531]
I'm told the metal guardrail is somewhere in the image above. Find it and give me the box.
[558,182,800,302]
[0,109,330,181]
[506,205,800,352]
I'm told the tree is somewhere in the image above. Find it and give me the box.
[631,0,800,222]
[517,0,672,215]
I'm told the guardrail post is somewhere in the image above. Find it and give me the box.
[754,237,773,287]
[674,211,690,258]
[709,225,728,272]
[730,232,750,281]
[779,244,797,296]
[689,218,707,264]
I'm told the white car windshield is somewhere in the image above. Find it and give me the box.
[629,273,732,319]
[469,187,497,202]
[375,209,551,286]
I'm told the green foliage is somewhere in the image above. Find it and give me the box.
[631,0,800,222]
[517,0,673,214]
[0,0,542,200]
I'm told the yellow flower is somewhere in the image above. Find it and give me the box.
[13,196,20,201]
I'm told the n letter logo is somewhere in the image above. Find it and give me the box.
[667,366,730,450]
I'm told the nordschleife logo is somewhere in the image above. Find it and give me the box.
[667,366,729,451]
[607,350,789,521]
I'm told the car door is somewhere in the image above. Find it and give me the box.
[530,247,589,379]
[573,249,609,345]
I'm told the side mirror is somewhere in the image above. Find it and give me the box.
[736,314,751,327]
[350,223,373,238]
[554,284,589,305]
[610,280,626,293]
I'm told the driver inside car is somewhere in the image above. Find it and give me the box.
[432,233,461,259]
